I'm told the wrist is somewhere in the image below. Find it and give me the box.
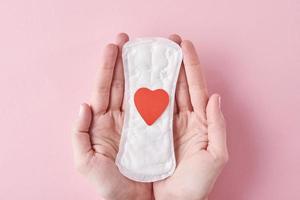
[103,187,152,200]
[156,192,208,200]
[125,187,153,200]
[109,193,152,200]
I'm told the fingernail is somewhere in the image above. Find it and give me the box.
[79,104,84,116]
[218,95,221,109]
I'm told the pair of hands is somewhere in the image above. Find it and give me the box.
[72,33,228,200]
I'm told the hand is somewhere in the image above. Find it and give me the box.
[72,33,152,200]
[153,35,228,200]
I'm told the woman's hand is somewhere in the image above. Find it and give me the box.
[72,33,152,200]
[153,34,228,200]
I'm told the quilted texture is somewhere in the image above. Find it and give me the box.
[115,38,182,182]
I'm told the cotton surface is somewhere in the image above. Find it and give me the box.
[115,38,182,182]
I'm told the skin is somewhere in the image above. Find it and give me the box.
[72,33,228,200]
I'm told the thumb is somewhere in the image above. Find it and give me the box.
[72,103,94,171]
[206,94,228,160]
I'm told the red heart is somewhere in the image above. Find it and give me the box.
[134,87,169,126]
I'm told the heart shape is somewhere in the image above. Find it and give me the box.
[134,87,169,125]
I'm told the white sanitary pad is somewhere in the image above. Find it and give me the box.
[116,38,182,182]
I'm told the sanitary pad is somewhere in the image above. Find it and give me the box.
[116,38,182,182]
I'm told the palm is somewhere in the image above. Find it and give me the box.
[87,111,151,199]
[154,112,220,199]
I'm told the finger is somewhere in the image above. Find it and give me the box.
[72,104,94,168]
[91,44,118,114]
[206,94,228,158]
[169,34,193,113]
[109,33,129,111]
[169,33,182,44]
[169,35,180,114]
[173,100,178,114]
[175,65,193,112]
[181,40,208,115]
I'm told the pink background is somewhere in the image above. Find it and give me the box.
[0,0,299,199]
